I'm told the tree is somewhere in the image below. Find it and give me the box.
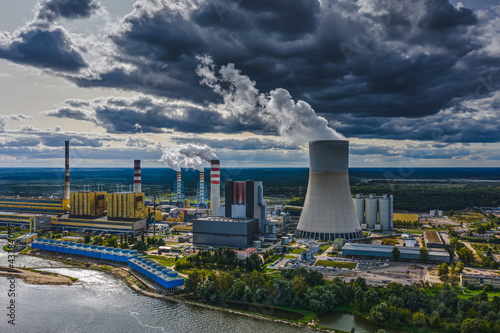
[476,225,486,235]
[420,247,429,262]
[412,310,426,326]
[457,247,474,265]
[438,263,449,282]
[84,234,91,244]
[392,247,401,261]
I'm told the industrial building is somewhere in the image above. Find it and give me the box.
[342,243,450,263]
[106,192,146,219]
[70,191,107,217]
[16,232,37,245]
[235,247,257,260]
[352,194,393,231]
[192,217,259,248]
[0,213,51,231]
[460,273,500,288]
[223,179,275,237]
[296,140,364,240]
[51,217,146,233]
[0,197,65,214]
[31,239,184,291]
[423,230,444,248]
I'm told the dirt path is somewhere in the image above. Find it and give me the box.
[0,266,74,286]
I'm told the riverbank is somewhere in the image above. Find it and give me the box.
[0,265,76,285]
[27,251,335,332]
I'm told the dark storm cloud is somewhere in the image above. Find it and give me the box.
[0,0,100,72]
[61,0,499,138]
[171,136,301,151]
[43,95,273,135]
[0,27,87,72]
[36,0,101,23]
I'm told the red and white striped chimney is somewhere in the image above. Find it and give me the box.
[200,170,205,190]
[210,160,220,216]
[64,141,70,201]
[177,171,182,198]
[133,159,141,193]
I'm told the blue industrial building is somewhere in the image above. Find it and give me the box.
[31,239,184,291]
[342,243,450,263]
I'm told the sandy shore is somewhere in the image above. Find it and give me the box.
[0,266,75,286]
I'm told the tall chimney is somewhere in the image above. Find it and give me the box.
[133,160,141,193]
[210,160,220,216]
[63,140,70,210]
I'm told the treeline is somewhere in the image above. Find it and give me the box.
[186,248,263,272]
[187,268,500,332]
[393,220,423,227]
[351,185,500,211]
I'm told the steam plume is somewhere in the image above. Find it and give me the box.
[196,55,346,144]
[159,143,218,172]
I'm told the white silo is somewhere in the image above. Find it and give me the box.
[295,140,364,240]
[365,195,378,230]
[352,194,365,229]
[378,195,391,231]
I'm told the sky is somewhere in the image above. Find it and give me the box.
[0,0,499,169]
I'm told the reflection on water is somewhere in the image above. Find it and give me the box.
[0,243,312,333]
[319,311,411,333]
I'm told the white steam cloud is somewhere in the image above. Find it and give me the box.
[196,55,346,144]
[160,143,218,172]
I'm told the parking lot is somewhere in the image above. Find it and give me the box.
[268,256,389,275]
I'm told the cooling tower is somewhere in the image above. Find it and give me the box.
[296,140,364,240]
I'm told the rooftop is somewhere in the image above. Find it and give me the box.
[343,243,449,257]
[424,230,442,244]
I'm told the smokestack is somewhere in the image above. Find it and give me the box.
[296,140,364,240]
[63,141,70,210]
[210,160,220,216]
[133,160,141,193]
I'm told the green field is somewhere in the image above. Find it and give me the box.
[315,260,357,269]
[290,248,305,254]
[453,212,485,224]
[146,254,176,267]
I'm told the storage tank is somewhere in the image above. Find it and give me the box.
[364,195,378,230]
[378,195,391,231]
[296,140,364,240]
[352,194,365,224]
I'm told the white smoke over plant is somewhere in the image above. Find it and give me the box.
[160,143,218,172]
[196,55,346,144]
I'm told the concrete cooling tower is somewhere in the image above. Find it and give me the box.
[295,140,364,240]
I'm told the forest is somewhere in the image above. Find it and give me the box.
[185,267,500,332]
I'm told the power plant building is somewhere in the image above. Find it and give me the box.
[223,179,275,237]
[192,217,259,248]
[296,140,364,240]
[352,194,394,231]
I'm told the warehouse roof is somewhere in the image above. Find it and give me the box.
[342,243,449,258]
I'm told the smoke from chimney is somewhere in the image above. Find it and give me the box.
[196,55,346,145]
